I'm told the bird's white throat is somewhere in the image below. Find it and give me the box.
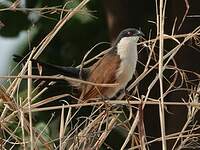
[116,36,139,90]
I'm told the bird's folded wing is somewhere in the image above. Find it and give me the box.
[80,52,121,101]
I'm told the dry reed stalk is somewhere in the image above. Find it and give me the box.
[158,0,167,149]
[27,61,34,149]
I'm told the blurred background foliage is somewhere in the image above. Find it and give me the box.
[0,0,200,149]
[0,0,108,66]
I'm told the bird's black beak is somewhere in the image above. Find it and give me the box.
[135,30,145,37]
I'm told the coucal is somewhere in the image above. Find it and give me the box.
[14,28,144,103]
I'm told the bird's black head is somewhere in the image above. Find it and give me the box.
[118,28,144,38]
[112,28,144,48]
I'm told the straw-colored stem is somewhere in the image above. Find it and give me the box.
[158,0,167,149]
[27,61,34,149]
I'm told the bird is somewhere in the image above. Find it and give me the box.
[14,28,144,103]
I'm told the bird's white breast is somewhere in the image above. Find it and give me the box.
[102,36,139,98]
[116,36,139,90]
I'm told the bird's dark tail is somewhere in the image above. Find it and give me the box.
[13,55,89,79]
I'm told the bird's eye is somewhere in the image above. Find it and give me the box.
[126,31,133,36]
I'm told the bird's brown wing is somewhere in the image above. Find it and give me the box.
[79,52,121,102]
